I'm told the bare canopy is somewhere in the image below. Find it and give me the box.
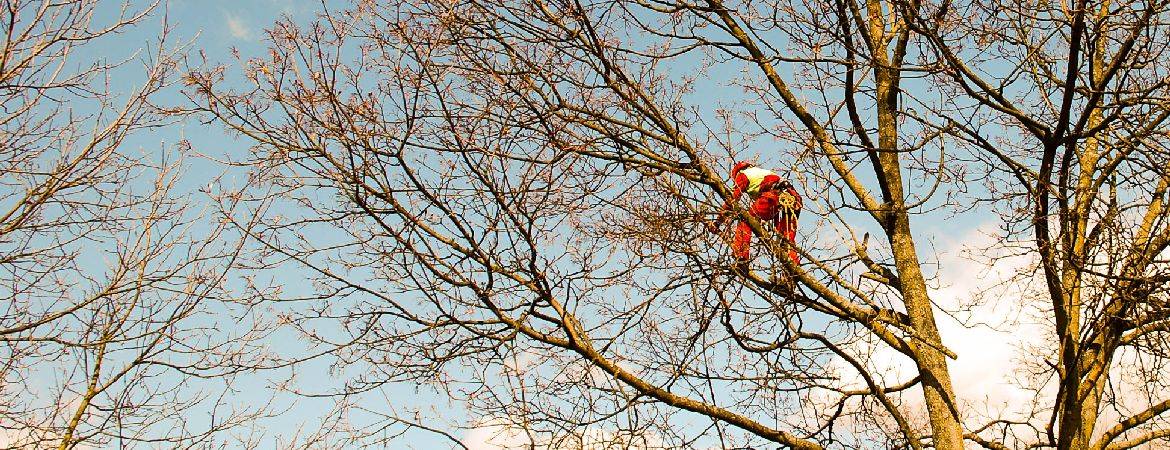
[186,0,1170,448]
[0,1,272,448]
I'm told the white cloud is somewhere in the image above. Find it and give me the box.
[463,418,663,450]
[927,225,1170,442]
[929,227,1052,424]
[224,12,252,40]
[464,420,532,450]
[800,221,1170,447]
[802,224,1050,439]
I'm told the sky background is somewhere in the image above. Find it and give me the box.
[78,1,476,447]
[64,0,1058,448]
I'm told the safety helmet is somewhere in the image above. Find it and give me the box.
[731,160,754,178]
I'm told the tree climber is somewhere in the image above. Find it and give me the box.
[710,161,802,265]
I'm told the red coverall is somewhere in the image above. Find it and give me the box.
[717,161,802,264]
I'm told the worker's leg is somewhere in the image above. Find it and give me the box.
[733,220,752,261]
[750,194,787,263]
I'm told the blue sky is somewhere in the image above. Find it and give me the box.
[78,1,471,447]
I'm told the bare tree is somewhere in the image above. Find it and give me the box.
[188,0,1170,448]
[1,1,273,448]
[904,0,1170,448]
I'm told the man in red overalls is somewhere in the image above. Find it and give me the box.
[711,161,802,264]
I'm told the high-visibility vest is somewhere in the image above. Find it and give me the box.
[739,167,777,197]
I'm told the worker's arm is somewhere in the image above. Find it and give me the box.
[711,173,748,231]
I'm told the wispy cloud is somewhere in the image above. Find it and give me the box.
[224,12,252,40]
[464,418,661,450]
